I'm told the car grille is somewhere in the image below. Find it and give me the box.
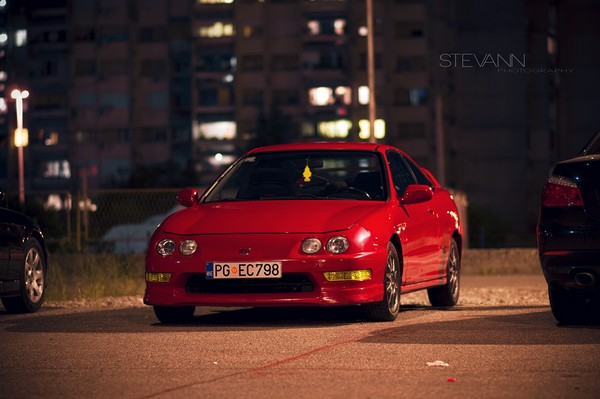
[185,273,315,294]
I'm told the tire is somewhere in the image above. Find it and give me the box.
[548,286,589,325]
[153,305,195,324]
[427,238,460,307]
[1,238,47,314]
[363,242,401,322]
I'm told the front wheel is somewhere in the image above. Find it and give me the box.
[153,305,196,324]
[427,238,460,307]
[363,242,401,321]
[1,238,47,314]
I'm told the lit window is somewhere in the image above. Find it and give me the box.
[334,19,346,35]
[359,119,386,140]
[0,97,6,113]
[15,29,27,47]
[44,194,69,211]
[309,86,350,106]
[194,121,236,140]
[307,20,320,36]
[335,86,351,105]
[309,87,333,106]
[198,0,233,3]
[43,160,71,179]
[208,153,236,166]
[318,120,351,138]
[45,131,59,146]
[199,22,234,38]
[0,71,6,81]
[358,86,370,105]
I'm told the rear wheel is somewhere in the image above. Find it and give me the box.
[547,287,596,325]
[363,242,401,321]
[153,305,195,324]
[1,238,47,314]
[428,238,460,307]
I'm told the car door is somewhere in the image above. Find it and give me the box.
[0,209,19,280]
[402,157,448,280]
[387,150,441,285]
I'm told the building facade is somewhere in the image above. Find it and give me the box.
[1,0,599,246]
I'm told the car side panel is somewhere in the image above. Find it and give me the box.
[398,200,442,284]
[0,210,26,280]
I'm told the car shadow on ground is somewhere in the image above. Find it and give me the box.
[1,302,599,334]
[360,307,600,346]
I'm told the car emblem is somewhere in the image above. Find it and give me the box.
[240,247,251,255]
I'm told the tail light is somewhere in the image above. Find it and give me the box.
[541,175,583,207]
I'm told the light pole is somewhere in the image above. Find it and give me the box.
[366,0,376,143]
[11,88,29,205]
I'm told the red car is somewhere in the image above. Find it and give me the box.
[145,142,462,323]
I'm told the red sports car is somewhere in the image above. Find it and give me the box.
[145,142,462,323]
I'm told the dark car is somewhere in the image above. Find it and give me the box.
[537,131,600,324]
[0,189,48,313]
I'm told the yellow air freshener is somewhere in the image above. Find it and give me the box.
[303,164,312,182]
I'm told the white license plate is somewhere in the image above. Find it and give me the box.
[205,262,282,279]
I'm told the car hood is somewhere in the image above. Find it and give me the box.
[0,208,39,230]
[160,200,386,235]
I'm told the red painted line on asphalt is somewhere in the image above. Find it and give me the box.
[138,337,359,399]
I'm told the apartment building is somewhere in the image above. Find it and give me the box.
[1,0,598,246]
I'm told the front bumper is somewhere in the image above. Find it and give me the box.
[144,251,388,308]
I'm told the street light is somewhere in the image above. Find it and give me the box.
[366,0,376,143]
[11,88,29,205]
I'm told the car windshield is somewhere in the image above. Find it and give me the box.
[203,150,386,202]
[580,130,600,156]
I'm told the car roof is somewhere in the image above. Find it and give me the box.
[245,142,396,155]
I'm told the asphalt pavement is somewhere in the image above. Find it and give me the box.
[1,274,599,399]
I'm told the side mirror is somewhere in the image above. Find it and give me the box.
[399,184,433,205]
[176,188,199,208]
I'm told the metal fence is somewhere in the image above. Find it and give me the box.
[24,189,182,253]
[17,187,472,253]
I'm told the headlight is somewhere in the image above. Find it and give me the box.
[301,238,322,254]
[156,239,176,256]
[179,240,197,256]
[326,236,349,254]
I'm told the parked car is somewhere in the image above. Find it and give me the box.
[0,189,48,313]
[537,130,600,324]
[145,142,462,323]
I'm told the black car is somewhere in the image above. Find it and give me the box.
[537,131,600,324]
[0,189,48,313]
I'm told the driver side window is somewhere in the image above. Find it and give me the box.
[386,151,416,196]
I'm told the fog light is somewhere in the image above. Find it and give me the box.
[146,272,172,283]
[323,269,371,281]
